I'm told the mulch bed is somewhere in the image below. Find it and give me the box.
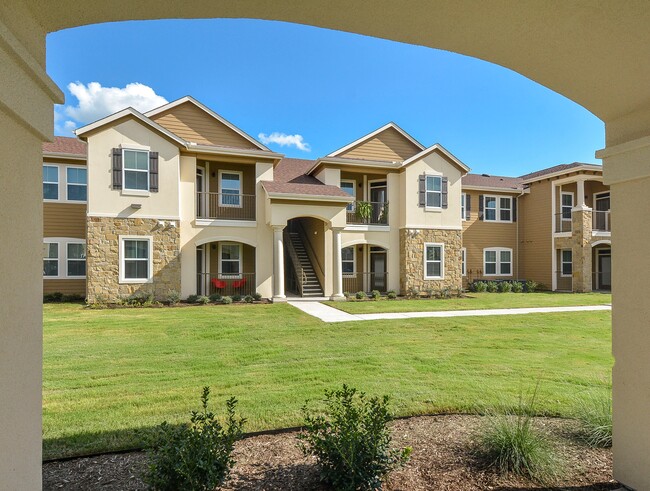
[43,414,618,490]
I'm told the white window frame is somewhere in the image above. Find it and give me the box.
[122,148,150,193]
[66,240,86,278]
[65,166,88,202]
[561,249,573,277]
[218,242,242,278]
[341,245,356,277]
[42,238,86,279]
[461,247,467,276]
[484,195,512,223]
[43,240,59,277]
[561,192,574,221]
[424,243,444,279]
[119,236,153,284]
[218,170,243,208]
[340,179,356,212]
[425,175,442,210]
[483,247,513,276]
[43,165,60,202]
[461,193,466,221]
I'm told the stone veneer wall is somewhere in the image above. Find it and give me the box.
[399,228,462,293]
[86,217,181,303]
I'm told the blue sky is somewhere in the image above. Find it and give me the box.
[47,19,604,176]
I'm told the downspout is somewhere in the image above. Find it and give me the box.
[516,187,528,280]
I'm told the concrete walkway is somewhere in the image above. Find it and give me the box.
[287,301,612,323]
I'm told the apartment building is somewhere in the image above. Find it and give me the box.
[42,96,610,300]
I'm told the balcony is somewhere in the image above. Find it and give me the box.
[346,201,389,225]
[593,210,611,232]
[554,212,572,233]
[196,192,256,221]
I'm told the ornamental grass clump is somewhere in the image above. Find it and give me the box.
[572,389,612,448]
[144,387,245,491]
[298,385,411,491]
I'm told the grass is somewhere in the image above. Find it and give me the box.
[43,302,612,459]
[571,388,613,447]
[325,292,611,314]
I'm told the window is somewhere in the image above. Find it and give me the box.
[341,180,356,211]
[342,246,355,275]
[461,247,466,276]
[219,171,242,207]
[43,242,58,276]
[123,149,149,191]
[219,243,241,277]
[561,249,573,277]
[461,193,466,220]
[120,237,151,282]
[561,192,574,220]
[424,243,444,279]
[425,175,442,208]
[484,248,512,276]
[67,242,86,277]
[66,167,87,201]
[43,165,59,200]
[484,195,512,222]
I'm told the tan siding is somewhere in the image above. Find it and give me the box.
[338,127,421,162]
[43,203,86,238]
[150,102,257,149]
[519,180,553,288]
[461,190,517,285]
[43,279,86,296]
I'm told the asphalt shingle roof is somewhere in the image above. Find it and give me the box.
[42,136,87,156]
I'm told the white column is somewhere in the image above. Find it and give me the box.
[575,178,590,210]
[331,227,345,300]
[272,225,286,302]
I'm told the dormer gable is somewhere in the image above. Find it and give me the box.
[328,122,424,162]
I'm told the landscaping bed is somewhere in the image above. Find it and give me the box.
[43,414,618,490]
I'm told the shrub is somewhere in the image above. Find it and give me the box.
[144,387,245,491]
[387,290,397,300]
[197,295,210,305]
[128,292,154,306]
[498,281,513,293]
[424,288,435,299]
[253,292,262,301]
[371,290,381,300]
[525,280,538,293]
[209,293,222,303]
[486,281,499,293]
[474,389,560,483]
[43,292,64,303]
[221,296,233,305]
[356,291,367,300]
[231,294,242,302]
[511,281,524,293]
[297,385,411,491]
[572,389,612,448]
[455,287,464,298]
[407,287,420,299]
[167,290,181,305]
[344,291,352,300]
[473,281,487,293]
[439,287,451,299]
[186,294,199,304]
[244,295,254,303]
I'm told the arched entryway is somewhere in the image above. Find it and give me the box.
[592,241,612,291]
[284,217,326,297]
[195,240,256,297]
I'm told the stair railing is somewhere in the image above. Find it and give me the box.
[295,222,325,291]
[284,229,307,296]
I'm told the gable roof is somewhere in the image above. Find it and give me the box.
[462,173,523,191]
[401,143,470,174]
[145,96,270,151]
[327,122,425,160]
[43,136,87,158]
[520,162,602,183]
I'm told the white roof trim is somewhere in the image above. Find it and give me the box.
[307,156,402,175]
[327,122,425,157]
[186,142,284,159]
[43,152,86,161]
[74,107,188,147]
[144,96,271,152]
[264,190,354,203]
[401,144,471,173]
[461,185,522,193]
[520,164,603,184]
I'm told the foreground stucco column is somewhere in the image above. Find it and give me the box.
[272,225,286,302]
[331,227,345,300]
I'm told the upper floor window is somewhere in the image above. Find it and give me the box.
[484,247,512,276]
[219,171,242,207]
[123,149,150,191]
[484,196,512,222]
[341,246,355,275]
[424,243,444,279]
[341,180,356,212]
[43,165,59,200]
[66,167,87,201]
[561,192,574,220]
[426,176,442,208]
[120,236,152,283]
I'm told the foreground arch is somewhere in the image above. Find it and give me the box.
[3,3,650,489]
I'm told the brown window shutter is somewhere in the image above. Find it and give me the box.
[478,194,484,220]
[441,177,448,208]
[418,175,426,207]
[149,152,159,192]
[466,194,471,220]
[512,197,517,222]
[112,148,122,190]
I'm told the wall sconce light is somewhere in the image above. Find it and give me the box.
[211,172,216,178]
[358,246,363,252]
[358,183,362,187]
[130,203,142,210]
[212,244,217,250]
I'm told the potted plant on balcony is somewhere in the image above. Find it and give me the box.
[355,201,373,223]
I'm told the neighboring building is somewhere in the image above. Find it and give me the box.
[41,96,610,300]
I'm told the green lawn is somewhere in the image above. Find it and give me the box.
[43,302,612,459]
[324,292,612,314]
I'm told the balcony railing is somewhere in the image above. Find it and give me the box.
[593,210,611,232]
[196,192,256,221]
[196,272,256,297]
[554,212,572,233]
[346,201,389,225]
[343,272,389,294]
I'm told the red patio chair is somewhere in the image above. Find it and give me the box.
[211,278,226,290]
[232,278,247,290]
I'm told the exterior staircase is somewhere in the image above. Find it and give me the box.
[287,231,324,297]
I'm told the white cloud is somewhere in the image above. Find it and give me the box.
[64,82,168,124]
[258,132,311,152]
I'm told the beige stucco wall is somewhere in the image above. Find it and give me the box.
[86,118,181,219]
